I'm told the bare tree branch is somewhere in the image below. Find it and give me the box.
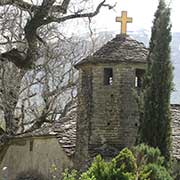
[0,0,113,69]
[0,0,71,13]
[43,0,107,24]
[0,0,114,138]
[0,0,36,11]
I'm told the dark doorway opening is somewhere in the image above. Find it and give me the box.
[104,68,113,85]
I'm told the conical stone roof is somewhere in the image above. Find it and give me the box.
[75,35,149,68]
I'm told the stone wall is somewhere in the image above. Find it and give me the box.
[89,63,146,157]
[75,62,146,167]
[75,66,93,170]
[0,136,72,180]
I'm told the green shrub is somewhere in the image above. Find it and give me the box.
[113,148,136,172]
[62,169,78,180]
[63,145,173,180]
[133,144,164,166]
[82,155,109,180]
[141,164,173,180]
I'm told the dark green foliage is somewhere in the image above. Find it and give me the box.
[134,144,172,180]
[139,0,173,161]
[63,149,137,180]
[62,169,79,180]
[141,164,173,180]
[14,170,47,180]
[63,145,173,180]
[113,148,136,173]
[84,155,110,180]
[79,151,136,180]
[133,144,164,166]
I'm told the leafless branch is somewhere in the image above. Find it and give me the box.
[0,0,113,69]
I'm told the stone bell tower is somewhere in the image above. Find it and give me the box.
[74,11,148,169]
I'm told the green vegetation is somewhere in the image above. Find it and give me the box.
[139,0,173,161]
[62,144,173,180]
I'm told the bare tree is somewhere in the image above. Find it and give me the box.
[0,32,89,135]
[0,0,115,140]
[16,33,83,133]
[0,62,26,134]
[0,27,114,136]
[0,0,114,69]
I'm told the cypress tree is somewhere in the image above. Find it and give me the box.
[139,0,173,161]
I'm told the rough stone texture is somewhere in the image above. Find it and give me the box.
[88,63,145,157]
[75,34,180,169]
[55,114,76,156]
[75,35,148,68]
[171,104,180,160]
[75,35,148,169]
[74,67,93,170]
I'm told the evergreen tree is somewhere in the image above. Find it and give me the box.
[139,0,173,161]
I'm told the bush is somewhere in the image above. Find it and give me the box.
[83,155,109,180]
[140,163,173,180]
[133,144,172,180]
[113,148,136,172]
[133,144,165,166]
[63,144,173,180]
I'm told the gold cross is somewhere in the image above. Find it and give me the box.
[116,11,133,34]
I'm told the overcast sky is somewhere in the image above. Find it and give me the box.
[92,0,179,33]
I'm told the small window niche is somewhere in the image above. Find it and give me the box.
[29,140,34,152]
[135,69,145,88]
[104,68,113,85]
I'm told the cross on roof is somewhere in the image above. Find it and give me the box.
[116,11,133,35]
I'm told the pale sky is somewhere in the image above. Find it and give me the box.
[24,0,180,35]
[92,0,180,33]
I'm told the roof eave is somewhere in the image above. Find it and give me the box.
[74,56,147,69]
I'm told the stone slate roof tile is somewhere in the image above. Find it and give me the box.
[171,105,180,160]
[15,124,57,137]
[75,35,149,68]
[15,110,77,157]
